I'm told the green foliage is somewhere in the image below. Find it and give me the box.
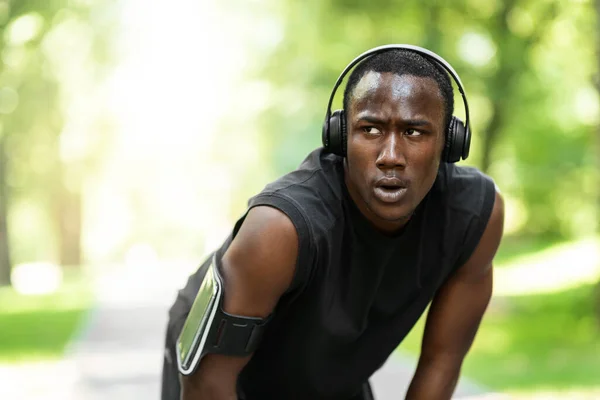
[399,283,600,390]
[469,285,599,389]
[0,0,119,268]
[493,234,564,266]
[0,308,86,361]
[248,0,598,241]
[0,274,91,361]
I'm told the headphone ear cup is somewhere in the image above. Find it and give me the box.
[462,123,471,160]
[322,114,331,152]
[444,116,466,163]
[443,118,455,163]
[341,110,347,157]
[323,109,346,156]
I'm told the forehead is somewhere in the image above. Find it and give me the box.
[349,71,444,116]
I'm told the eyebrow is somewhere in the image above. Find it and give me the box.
[355,115,386,125]
[404,119,433,127]
[355,114,433,128]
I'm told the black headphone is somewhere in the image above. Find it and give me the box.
[322,44,471,163]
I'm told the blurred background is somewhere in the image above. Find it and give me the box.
[0,0,598,398]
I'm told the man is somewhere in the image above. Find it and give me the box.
[162,45,505,400]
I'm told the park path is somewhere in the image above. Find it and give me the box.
[5,238,597,399]
[66,261,494,399]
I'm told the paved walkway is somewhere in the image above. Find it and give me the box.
[63,263,494,399]
[7,236,599,400]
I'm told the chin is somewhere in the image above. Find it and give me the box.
[370,203,414,223]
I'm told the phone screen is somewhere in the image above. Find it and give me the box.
[177,264,219,370]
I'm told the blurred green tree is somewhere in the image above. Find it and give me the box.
[0,137,9,284]
[0,0,68,285]
[0,0,117,285]
[243,0,596,243]
[593,0,600,322]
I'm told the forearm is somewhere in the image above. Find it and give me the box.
[180,354,247,400]
[181,380,237,400]
[405,357,462,400]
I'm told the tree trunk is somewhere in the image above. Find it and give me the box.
[0,138,11,286]
[480,0,557,173]
[481,99,504,173]
[57,183,82,268]
[53,146,82,268]
[479,0,515,174]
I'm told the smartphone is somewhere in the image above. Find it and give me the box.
[176,254,223,375]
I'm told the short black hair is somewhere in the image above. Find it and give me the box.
[342,49,454,131]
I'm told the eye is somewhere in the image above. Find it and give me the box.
[405,128,422,136]
[362,126,382,136]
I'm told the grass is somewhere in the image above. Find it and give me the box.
[0,273,92,363]
[493,234,564,267]
[399,284,600,391]
[396,236,600,393]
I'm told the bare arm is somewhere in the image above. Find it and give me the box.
[181,206,299,400]
[405,190,505,400]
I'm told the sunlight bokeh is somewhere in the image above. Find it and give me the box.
[77,0,275,268]
[11,262,62,295]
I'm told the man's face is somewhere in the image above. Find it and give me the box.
[344,71,445,234]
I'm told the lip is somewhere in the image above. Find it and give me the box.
[373,177,410,204]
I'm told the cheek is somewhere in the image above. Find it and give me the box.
[438,133,446,158]
[414,138,442,163]
[412,141,442,183]
[347,144,374,188]
[430,134,445,164]
[425,151,442,185]
[347,139,370,168]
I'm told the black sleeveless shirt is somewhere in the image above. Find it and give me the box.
[174,148,496,400]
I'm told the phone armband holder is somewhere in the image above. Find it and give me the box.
[176,254,271,376]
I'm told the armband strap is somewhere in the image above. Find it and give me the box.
[201,309,272,357]
[199,256,272,358]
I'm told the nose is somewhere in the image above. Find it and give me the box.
[376,133,405,169]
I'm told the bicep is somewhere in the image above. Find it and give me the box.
[220,205,299,317]
[181,205,299,397]
[421,190,504,362]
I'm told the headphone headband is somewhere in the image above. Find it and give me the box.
[324,44,471,140]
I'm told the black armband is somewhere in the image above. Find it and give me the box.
[176,254,271,375]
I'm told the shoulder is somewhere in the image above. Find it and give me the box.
[228,148,345,294]
[253,148,343,201]
[437,163,497,217]
[249,148,345,237]
[450,189,504,280]
[431,163,499,270]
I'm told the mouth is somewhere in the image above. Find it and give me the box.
[373,177,409,203]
